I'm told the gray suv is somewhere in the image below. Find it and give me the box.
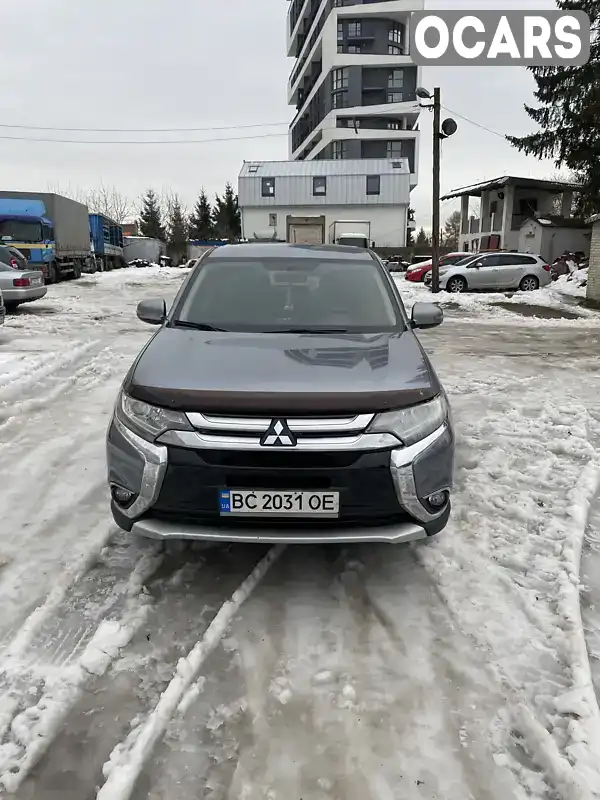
[106,244,454,544]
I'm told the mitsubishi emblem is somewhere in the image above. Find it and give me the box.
[260,419,297,447]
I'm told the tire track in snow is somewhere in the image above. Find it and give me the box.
[133,545,521,800]
[0,534,167,795]
[0,342,123,447]
[8,543,277,799]
[415,392,600,799]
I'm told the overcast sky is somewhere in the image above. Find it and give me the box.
[1,0,559,229]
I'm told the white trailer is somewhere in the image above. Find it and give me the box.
[329,220,372,248]
[123,236,166,264]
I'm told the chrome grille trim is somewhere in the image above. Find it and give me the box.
[185,412,375,434]
[156,429,400,452]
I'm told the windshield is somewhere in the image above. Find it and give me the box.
[0,220,43,243]
[173,257,402,333]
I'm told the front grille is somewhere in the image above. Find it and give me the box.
[198,449,360,469]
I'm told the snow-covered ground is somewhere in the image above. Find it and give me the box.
[0,267,599,799]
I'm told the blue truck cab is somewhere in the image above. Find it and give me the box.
[0,192,92,283]
[0,200,55,276]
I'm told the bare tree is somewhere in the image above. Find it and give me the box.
[46,181,134,224]
[86,185,134,224]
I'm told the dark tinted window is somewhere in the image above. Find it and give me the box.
[495,254,537,265]
[174,257,401,333]
[0,248,13,266]
[366,175,380,195]
[440,253,468,265]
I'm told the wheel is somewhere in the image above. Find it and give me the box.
[519,275,539,291]
[46,262,58,285]
[4,302,17,312]
[446,275,467,293]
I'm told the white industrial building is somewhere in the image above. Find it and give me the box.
[238,158,410,248]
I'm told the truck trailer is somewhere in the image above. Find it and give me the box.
[89,214,125,271]
[329,220,372,248]
[0,191,92,283]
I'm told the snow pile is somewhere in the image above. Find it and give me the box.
[96,544,285,800]
[417,388,600,796]
[553,272,588,299]
[394,273,599,323]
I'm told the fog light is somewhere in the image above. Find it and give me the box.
[111,484,136,506]
[427,490,448,509]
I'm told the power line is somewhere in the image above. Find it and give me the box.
[0,120,290,133]
[441,105,507,140]
[0,107,508,145]
[0,130,289,145]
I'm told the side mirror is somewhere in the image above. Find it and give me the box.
[411,302,443,330]
[137,298,166,325]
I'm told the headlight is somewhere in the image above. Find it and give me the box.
[367,394,447,446]
[117,391,192,442]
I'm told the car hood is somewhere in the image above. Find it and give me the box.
[125,328,440,415]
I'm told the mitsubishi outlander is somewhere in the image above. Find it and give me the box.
[106,243,454,544]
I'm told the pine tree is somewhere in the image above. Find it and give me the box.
[443,210,461,249]
[213,183,241,240]
[188,189,214,240]
[166,194,188,260]
[416,227,429,246]
[138,188,166,240]
[507,1,600,216]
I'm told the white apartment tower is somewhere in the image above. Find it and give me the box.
[287,0,423,188]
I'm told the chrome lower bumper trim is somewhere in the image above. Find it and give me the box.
[130,517,428,545]
[112,416,168,519]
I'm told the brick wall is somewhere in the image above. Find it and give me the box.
[588,221,600,304]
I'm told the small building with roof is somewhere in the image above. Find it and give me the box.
[518,215,590,264]
[238,158,411,248]
[442,175,581,254]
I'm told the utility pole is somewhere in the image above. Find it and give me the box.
[431,87,441,294]
[415,86,457,295]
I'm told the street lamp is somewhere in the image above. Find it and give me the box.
[416,86,457,293]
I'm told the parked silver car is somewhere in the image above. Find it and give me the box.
[426,252,552,293]
[0,263,47,310]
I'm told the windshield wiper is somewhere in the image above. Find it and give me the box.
[269,327,351,334]
[171,320,227,332]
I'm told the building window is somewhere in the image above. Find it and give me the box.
[386,141,403,158]
[387,120,400,130]
[337,21,344,40]
[332,140,348,159]
[313,177,327,196]
[366,175,380,195]
[388,70,403,89]
[347,21,362,37]
[347,44,361,53]
[248,164,259,174]
[387,91,403,103]
[388,44,402,55]
[389,22,402,44]
[269,213,277,226]
[261,177,275,197]
[332,91,348,109]
[332,67,349,91]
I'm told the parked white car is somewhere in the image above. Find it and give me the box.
[426,252,552,293]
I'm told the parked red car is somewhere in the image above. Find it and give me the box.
[405,252,470,282]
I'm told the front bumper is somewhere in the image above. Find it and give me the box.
[107,415,454,544]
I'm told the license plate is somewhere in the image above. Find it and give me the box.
[31,278,41,285]
[219,489,339,518]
